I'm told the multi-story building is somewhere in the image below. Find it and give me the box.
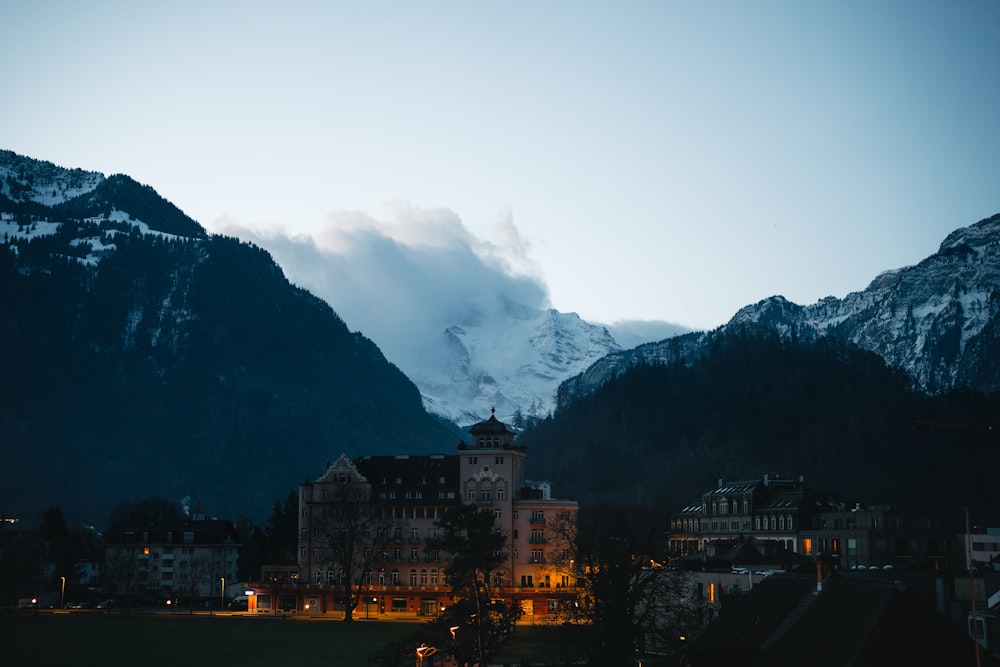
[266,410,579,618]
[799,504,951,570]
[670,475,952,572]
[104,519,240,604]
[669,475,848,557]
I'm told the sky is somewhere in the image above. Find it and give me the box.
[3,1,999,332]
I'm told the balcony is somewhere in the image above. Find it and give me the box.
[528,536,547,544]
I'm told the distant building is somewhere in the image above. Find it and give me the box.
[799,504,951,571]
[670,475,951,571]
[104,520,240,603]
[669,474,848,557]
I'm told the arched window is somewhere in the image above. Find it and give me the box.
[779,515,786,530]
[391,569,399,585]
[420,569,428,585]
[430,569,439,586]
[787,515,794,530]
[409,569,418,586]
[770,516,777,530]
[755,515,761,531]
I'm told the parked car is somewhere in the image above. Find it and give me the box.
[228,596,249,611]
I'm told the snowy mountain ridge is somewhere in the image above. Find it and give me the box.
[412,306,624,426]
[559,212,1000,407]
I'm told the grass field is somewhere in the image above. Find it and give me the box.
[0,612,584,667]
[1,612,416,666]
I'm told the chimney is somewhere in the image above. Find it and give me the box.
[718,477,724,489]
[764,473,769,487]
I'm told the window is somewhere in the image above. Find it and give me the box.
[468,457,477,464]
[497,489,505,500]
[802,538,813,554]
[707,582,716,603]
[391,570,399,585]
[495,456,504,464]
[531,549,544,563]
[430,569,439,585]
[481,490,491,501]
[410,549,419,561]
[420,569,428,585]
[467,489,476,500]
[410,569,417,586]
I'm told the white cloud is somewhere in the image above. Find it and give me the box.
[219,204,552,375]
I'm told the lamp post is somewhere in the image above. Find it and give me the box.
[220,577,225,611]
[60,576,66,608]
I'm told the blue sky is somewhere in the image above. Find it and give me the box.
[3,1,999,331]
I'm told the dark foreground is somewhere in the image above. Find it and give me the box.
[0,611,416,666]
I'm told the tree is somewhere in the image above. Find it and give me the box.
[310,455,393,622]
[430,503,513,667]
[107,497,185,534]
[177,553,213,613]
[263,491,299,565]
[565,505,699,666]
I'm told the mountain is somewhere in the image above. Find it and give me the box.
[522,330,1000,526]
[558,212,1000,407]
[230,223,691,429]
[0,150,457,525]
[412,306,626,426]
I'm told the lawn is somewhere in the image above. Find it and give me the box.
[489,623,587,666]
[0,611,418,666]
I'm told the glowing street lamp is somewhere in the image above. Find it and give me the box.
[60,576,66,608]
[220,577,225,611]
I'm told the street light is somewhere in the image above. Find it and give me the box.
[60,576,66,608]
[220,578,225,611]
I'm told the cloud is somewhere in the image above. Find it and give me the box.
[217,204,551,375]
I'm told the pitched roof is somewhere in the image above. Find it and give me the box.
[687,572,997,667]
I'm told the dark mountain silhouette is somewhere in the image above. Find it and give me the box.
[522,329,1000,527]
[0,152,457,525]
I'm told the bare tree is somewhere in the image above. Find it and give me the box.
[177,553,213,613]
[310,466,394,621]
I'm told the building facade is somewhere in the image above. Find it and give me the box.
[259,411,579,618]
[669,475,848,557]
[104,520,240,604]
